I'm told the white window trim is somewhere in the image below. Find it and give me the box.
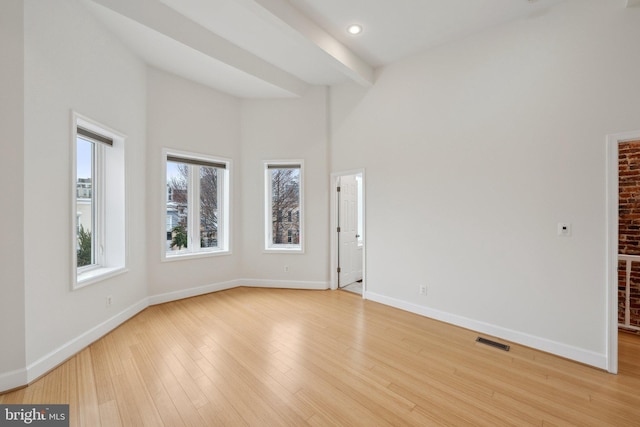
[264,160,304,254]
[356,175,364,248]
[71,112,128,289]
[162,148,231,261]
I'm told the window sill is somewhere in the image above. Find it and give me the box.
[163,249,231,262]
[75,266,127,289]
[264,246,304,254]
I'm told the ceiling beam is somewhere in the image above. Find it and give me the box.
[239,0,374,87]
[89,0,309,97]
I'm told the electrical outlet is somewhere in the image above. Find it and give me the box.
[106,296,113,307]
[419,285,427,295]
[284,265,289,273]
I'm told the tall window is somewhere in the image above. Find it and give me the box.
[73,113,126,288]
[164,150,230,258]
[265,161,303,252]
[76,134,96,268]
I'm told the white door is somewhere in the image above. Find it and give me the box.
[339,175,359,287]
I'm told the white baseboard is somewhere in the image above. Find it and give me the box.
[0,367,27,393]
[147,279,328,307]
[25,298,149,384]
[148,279,242,306]
[239,278,329,290]
[364,291,607,370]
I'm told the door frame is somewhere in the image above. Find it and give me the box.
[606,129,640,374]
[330,169,366,295]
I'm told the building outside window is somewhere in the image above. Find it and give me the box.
[164,150,230,259]
[73,113,126,288]
[75,134,96,268]
[264,161,303,252]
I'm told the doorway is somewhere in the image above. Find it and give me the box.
[607,130,640,374]
[331,170,365,296]
[617,139,640,336]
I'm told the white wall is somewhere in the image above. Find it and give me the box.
[241,87,330,287]
[0,0,27,391]
[23,0,147,376]
[146,68,243,300]
[330,0,640,367]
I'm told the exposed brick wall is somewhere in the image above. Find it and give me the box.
[618,140,640,333]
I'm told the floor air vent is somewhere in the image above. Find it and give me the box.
[476,337,510,351]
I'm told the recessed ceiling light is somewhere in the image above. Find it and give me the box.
[347,24,363,35]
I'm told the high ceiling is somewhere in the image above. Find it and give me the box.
[83,0,566,98]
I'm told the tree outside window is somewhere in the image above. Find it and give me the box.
[265,162,303,251]
[165,152,229,258]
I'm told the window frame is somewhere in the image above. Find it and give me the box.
[264,160,304,253]
[162,148,231,261]
[75,135,103,274]
[71,112,127,289]
[356,175,364,248]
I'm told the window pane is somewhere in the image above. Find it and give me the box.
[166,161,189,252]
[271,168,300,245]
[76,137,94,267]
[200,166,218,248]
[164,152,228,258]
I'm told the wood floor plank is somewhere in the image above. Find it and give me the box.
[2,287,640,426]
[128,343,189,427]
[98,400,123,427]
[66,358,79,427]
[111,357,165,427]
[75,349,101,427]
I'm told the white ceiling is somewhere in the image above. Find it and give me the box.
[83,0,566,98]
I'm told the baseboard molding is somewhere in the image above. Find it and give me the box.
[147,279,328,306]
[364,291,607,370]
[0,367,27,394]
[239,278,329,290]
[25,298,149,384]
[148,279,243,306]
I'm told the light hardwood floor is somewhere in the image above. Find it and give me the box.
[2,287,640,426]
